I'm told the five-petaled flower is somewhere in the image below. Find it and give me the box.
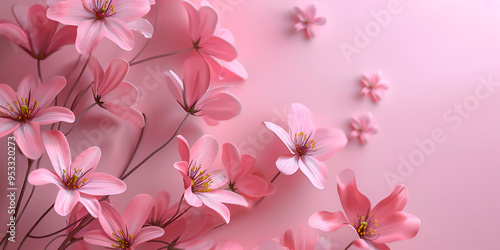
[28,130,126,217]
[293,4,326,39]
[361,72,389,102]
[349,112,378,145]
[308,169,420,249]
[263,103,347,189]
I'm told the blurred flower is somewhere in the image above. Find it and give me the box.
[263,103,347,189]
[0,75,74,159]
[145,191,178,227]
[84,194,164,249]
[349,112,378,145]
[47,0,153,54]
[361,72,389,102]
[167,214,217,250]
[293,4,326,39]
[28,130,126,217]
[175,135,248,223]
[89,56,145,127]
[309,169,420,249]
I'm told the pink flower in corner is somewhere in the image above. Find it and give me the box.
[84,194,164,249]
[308,169,420,249]
[361,72,389,102]
[294,4,326,39]
[89,57,145,127]
[28,130,126,217]
[263,103,348,189]
[349,113,378,145]
[0,75,74,159]
[47,0,153,54]
[174,135,248,223]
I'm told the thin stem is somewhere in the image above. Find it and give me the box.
[30,215,86,239]
[344,240,355,250]
[162,194,184,227]
[57,215,92,250]
[17,157,43,223]
[253,171,282,207]
[128,1,159,64]
[17,204,54,250]
[14,158,34,221]
[129,48,194,66]
[162,207,191,228]
[270,171,281,183]
[70,83,92,111]
[120,113,147,178]
[65,103,97,136]
[65,237,83,248]
[37,59,43,82]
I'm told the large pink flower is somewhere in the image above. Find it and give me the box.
[361,72,389,102]
[294,4,327,39]
[28,130,126,217]
[89,56,145,127]
[47,0,153,54]
[263,103,347,189]
[84,194,164,249]
[308,169,420,249]
[174,135,248,223]
[0,75,74,159]
[0,4,76,60]
[349,112,378,145]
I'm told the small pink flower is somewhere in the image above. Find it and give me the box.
[0,4,76,60]
[294,4,326,39]
[47,0,153,54]
[84,194,164,249]
[0,75,75,159]
[308,169,420,249]
[28,130,126,217]
[145,191,178,227]
[349,113,378,145]
[222,142,275,198]
[174,135,248,223]
[89,56,145,127]
[263,103,347,189]
[361,72,389,102]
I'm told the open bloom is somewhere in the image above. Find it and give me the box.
[28,130,126,217]
[0,75,74,159]
[349,113,378,145]
[89,56,144,127]
[47,0,153,54]
[84,194,164,249]
[0,4,76,60]
[174,135,248,223]
[294,4,326,39]
[309,169,420,249]
[361,72,389,102]
[263,103,347,189]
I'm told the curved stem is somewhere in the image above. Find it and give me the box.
[57,215,92,250]
[70,83,92,111]
[30,215,86,239]
[17,204,54,250]
[344,240,355,250]
[64,103,97,136]
[162,207,191,228]
[128,1,159,64]
[120,114,147,179]
[129,48,194,66]
[270,171,281,183]
[37,59,43,82]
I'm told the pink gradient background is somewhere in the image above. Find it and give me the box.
[1,0,500,249]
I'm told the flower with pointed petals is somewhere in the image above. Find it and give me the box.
[0,4,76,60]
[28,130,126,217]
[89,56,144,127]
[0,75,74,159]
[263,103,347,189]
[46,0,153,54]
[349,113,378,145]
[145,191,178,227]
[166,56,241,126]
[361,72,389,102]
[84,194,164,249]
[309,169,420,249]
[174,135,248,223]
[222,142,275,198]
[294,4,326,39]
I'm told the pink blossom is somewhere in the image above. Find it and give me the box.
[0,75,74,159]
[84,194,164,249]
[89,56,145,127]
[47,0,153,54]
[28,130,126,217]
[308,169,420,249]
[294,4,326,39]
[361,72,389,102]
[0,4,76,60]
[174,135,248,223]
[145,191,178,227]
[263,103,347,189]
[349,113,378,145]
[222,142,275,198]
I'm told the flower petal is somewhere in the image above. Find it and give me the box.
[352,239,370,249]
[78,173,126,196]
[371,185,408,220]
[0,84,17,106]
[298,156,328,189]
[263,122,294,153]
[75,19,104,54]
[124,194,155,236]
[99,58,130,97]
[98,201,126,238]
[14,122,44,159]
[183,1,201,41]
[42,130,71,177]
[337,169,371,223]
[0,22,29,51]
[211,57,248,80]
[32,106,75,125]
[102,19,134,51]
[372,211,420,243]
[47,0,94,25]
[32,76,66,108]
[311,128,347,161]
[89,56,104,95]
[55,189,80,216]
[177,135,190,162]
[197,194,230,223]
[185,186,203,207]
[235,154,257,182]
[79,195,101,218]
[174,161,192,188]
[0,118,19,138]
[190,135,218,170]
[309,210,349,234]
[199,36,237,62]
[126,18,153,38]
[183,56,210,108]
[101,103,145,127]
[101,82,137,107]
[112,0,151,23]
[236,175,274,197]
[197,6,218,42]
[133,226,165,246]
[288,103,315,135]
[45,25,77,56]
[72,146,100,175]
[165,70,183,105]
[28,168,62,186]
[276,155,299,175]
[84,229,116,248]
[198,92,241,121]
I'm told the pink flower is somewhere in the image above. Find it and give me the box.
[361,72,389,102]
[308,169,420,249]
[28,130,126,217]
[166,56,241,126]
[145,191,178,227]
[84,194,164,249]
[263,103,347,189]
[0,4,76,60]
[174,135,248,223]
[47,0,153,54]
[294,4,326,39]
[89,56,145,127]
[0,75,74,159]
[277,224,320,250]
[222,142,275,198]
[349,113,378,145]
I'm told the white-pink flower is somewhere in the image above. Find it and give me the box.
[264,103,347,189]
[349,113,378,145]
[28,130,126,217]
[361,72,389,102]
[294,4,326,39]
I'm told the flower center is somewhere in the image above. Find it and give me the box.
[188,162,213,193]
[1,93,40,122]
[91,0,115,20]
[351,214,378,238]
[292,132,316,156]
[62,168,91,190]
[111,229,133,249]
